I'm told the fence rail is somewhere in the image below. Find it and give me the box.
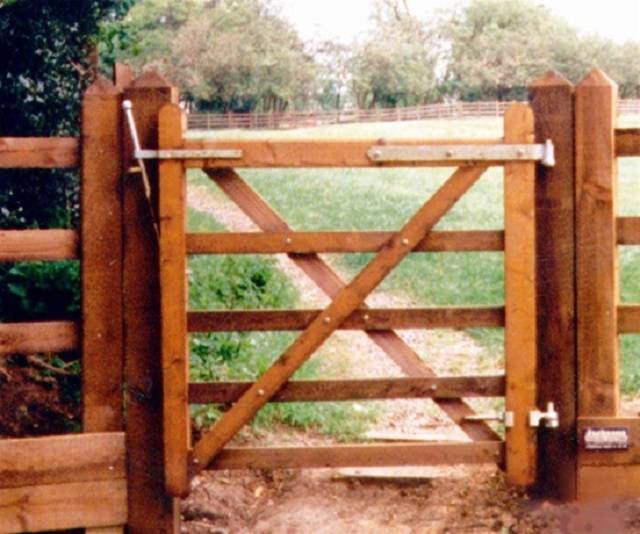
[188,99,640,130]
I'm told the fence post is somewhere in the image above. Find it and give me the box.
[575,69,619,419]
[122,71,180,532]
[81,77,124,434]
[529,72,577,500]
[503,103,538,486]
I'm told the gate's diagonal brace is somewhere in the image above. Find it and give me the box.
[206,168,501,443]
[191,164,488,472]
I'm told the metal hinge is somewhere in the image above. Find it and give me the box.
[134,148,243,160]
[368,139,555,167]
[529,402,559,428]
[463,411,514,428]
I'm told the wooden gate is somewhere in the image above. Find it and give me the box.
[150,101,546,498]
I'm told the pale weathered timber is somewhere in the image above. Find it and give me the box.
[503,103,538,487]
[158,103,190,498]
[192,164,488,470]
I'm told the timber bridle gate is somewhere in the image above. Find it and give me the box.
[1,67,640,532]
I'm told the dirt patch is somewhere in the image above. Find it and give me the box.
[0,356,79,437]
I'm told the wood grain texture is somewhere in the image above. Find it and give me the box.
[578,465,640,500]
[184,137,504,168]
[529,71,577,499]
[158,103,190,498]
[504,103,537,486]
[575,69,619,417]
[617,217,640,245]
[619,305,640,333]
[122,71,180,533]
[210,442,504,470]
[207,169,500,443]
[81,76,124,433]
[615,128,640,157]
[187,307,504,332]
[189,375,505,403]
[0,432,125,488]
[0,137,79,168]
[186,230,504,254]
[193,165,488,470]
[0,229,79,261]
[0,321,78,355]
[0,479,126,533]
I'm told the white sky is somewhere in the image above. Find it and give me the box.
[279,0,640,43]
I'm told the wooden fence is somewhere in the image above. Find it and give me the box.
[0,68,640,532]
[188,98,640,130]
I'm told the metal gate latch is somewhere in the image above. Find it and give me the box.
[463,411,514,428]
[529,402,559,428]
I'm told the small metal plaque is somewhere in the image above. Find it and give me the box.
[583,427,630,451]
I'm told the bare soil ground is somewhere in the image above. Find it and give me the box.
[183,185,640,533]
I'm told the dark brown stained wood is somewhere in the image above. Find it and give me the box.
[187,307,505,332]
[192,165,488,470]
[0,137,79,168]
[210,442,504,470]
[123,71,180,533]
[207,168,500,443]
[0,229,79,261]
[0,479,126,533]
[575,69,619,417]
[0,432,125,488]
[618,305,640,333]
[0,321,78,355]
[529,71,577,499]
[615,128,640,156]
[158,103,190,498]
[189,375,505,403]
[617,217,640,245]
[183,137,504,168]
[503,103,537,487]
[81,76,124,433]
[186,230,504,254]
[577,417,640,466]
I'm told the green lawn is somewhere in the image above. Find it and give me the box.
[189,115,640,395]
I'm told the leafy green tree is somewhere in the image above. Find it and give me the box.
[349,0,439,108]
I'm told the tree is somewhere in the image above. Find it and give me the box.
[349,0,439,108]
[442,0,573,100]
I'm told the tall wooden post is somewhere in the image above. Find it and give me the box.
[122,72,180,532]
[575,69,619,418]
[529,72,577,500]
[81,77,124,433]
[503,103,538,486]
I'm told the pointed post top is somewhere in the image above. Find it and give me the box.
[131,70,174,89]
[530,71,573,89]
[85,75,121,96]
[578,68,617,88]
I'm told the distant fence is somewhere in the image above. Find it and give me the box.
[188,99,640,130]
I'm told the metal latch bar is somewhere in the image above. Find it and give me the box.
[368,139,555,167]
[463,411,514,428]
[135,149,243,160]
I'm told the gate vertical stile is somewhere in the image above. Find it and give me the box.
[504,104,538,486]
[158,104,191,498]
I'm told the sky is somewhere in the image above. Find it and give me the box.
[279,0,640,44]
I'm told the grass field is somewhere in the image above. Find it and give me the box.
[188,114,640,399]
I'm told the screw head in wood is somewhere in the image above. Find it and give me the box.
[363,313,370,321]
[445,150,454,158]
[285,237,293,245]
[401,238,410,246]
[257,388,265,396]
[192,458,200,464]
[323,316,331,324]
[517,148,525,157]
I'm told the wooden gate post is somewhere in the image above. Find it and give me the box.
[529,72,577,500]
[122,72,180,532]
